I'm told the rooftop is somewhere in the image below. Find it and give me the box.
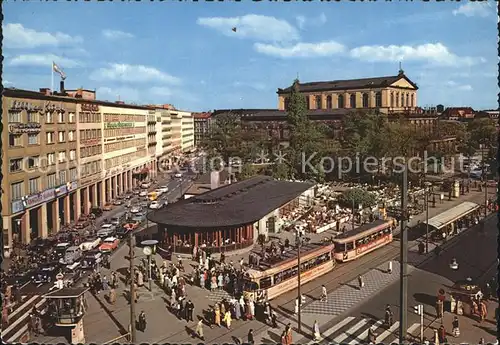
[277,73,418,94]
[148,175,314,228]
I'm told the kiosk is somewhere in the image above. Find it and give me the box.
[43,287,89,344]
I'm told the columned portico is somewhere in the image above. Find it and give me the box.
[83,187,90,214]
[99,181,106,206]
[21,211,31,244]
[106,178,112,203]
[52,200,60,234]
[91,184,98,207]
[38,203,48,239]
[73,191,81,221]
[63,195,71,225]
[118,173,124,195]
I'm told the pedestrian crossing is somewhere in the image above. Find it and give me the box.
[306,317,420,344]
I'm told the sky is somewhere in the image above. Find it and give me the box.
[3,1,498,112]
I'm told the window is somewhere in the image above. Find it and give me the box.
[375,92,382,107]
[305,96,310,109]
[350,94,356,108]
[58,131,66,143]
[401,93,404,107]
[9,134,22,147]
[396,92,400,107]
[326,95,332,109]
[69,149,76,161]
[406,93,409,107]
[47,153,55,165]
[46,132,54,144]
[338,94,344,108]
[29,177,40,194]
[9,112,21,123]
[69,167,78,181]
[47,173,57,188]
[68,112,75,123]
[362,93,369,108]
[9,158,22,173]
[28,133,39,145]
[68,130,75,141]
[46,112,53,123]
[58,151,66,163]
[27,156,39,169]
[11,182,23,200]
[59,170,67,184]
[27,112,39,123]
[315,95,322,109]
[411,94,414,107]
[58,112,64,123]
[284,97,290,110]
[390,92,394,107]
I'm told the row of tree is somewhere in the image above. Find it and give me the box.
[202,80,497,183]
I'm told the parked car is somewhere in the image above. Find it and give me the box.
[99,237,120,253]
[32,262,61,284]
[79,237,102,251]
[97,224,116,238]
[103,203,113,211]
[62,262,83,287]
[116,226,132,239]
[90,207,103,217]
[149,201,161,209]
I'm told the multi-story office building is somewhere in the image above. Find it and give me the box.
[193,112,212,147]
[180,110,194,152]
[2,89,79,251]
[2,87,158,256]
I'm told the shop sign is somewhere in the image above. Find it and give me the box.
[68,181,78,192]
[55,184,68,197]
[9,123,42,134]
[10,100,42,112]
[11,199,25,214]
[81,138,101,146]
[105,122,134,129]
[81,103,99,112]
[80,174,100,187]
[23,188,56,208]
[44,101,65,113]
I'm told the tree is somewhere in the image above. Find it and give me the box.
[237,163,256,180]
[338,188,377,208]
[267,161,291,180]
[467,118,496,148]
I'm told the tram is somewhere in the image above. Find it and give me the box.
[332,218,395,262]
[243,243,335,301]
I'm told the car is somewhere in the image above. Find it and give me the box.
[133,189,140,195]
[99,237,120,253]
[110,216,123,226]
[97,224,116,238]
[32,262,61,284]
[113,200,122,206]
[163,200,169,208]
[116,226,132,239]
[90,207,103,217]
[81,251,102,270]
[62,262,83,287]
[7,270,36,288]
[174,173,182,178]
[28,238,56,252]
[75,219,90,229]
[123,221,140,230]
[132,214,146,223]
[125,194,133,200]
[130,206,141,214]
[141,181,152,189]
[156,186,169,193]
[149,201,161,209]
[103,203,113,211]
[54,242,71,257]
[139,191,148,197]
[79,237,102,251]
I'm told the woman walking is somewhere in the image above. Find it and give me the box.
[214,304,221,327]
[313,320,321,341]
[223,310,232,329]
[195,319,204,340]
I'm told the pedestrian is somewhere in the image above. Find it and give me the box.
[452,316,460,337]
[186,300,194,322]
[195,319,204,340]
[479,300,487,322]
[223,310,232,329]
[281,331,288,345]
[214,304,221,327]
[387,261,392,274]
[321,285,327,302]
[438,324,446,343]
[271,310,278,328]
[132,283,138,303]
[313,320,321,341]
[286,323,293,345]
[358,275,364,289]
[294,298,299,314]
[234,299,241,320]
[479,337,485,344]
[248,329,254,345]
[108,288,116,305]
[138,311,147,332]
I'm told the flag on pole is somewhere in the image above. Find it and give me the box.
[52,62,66,79]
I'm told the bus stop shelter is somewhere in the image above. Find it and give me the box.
[425,201,480,236]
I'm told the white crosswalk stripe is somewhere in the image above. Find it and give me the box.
[333,319,369,343]
[307,317,356,345]
[376,321,399,343]
[348,319,384,344]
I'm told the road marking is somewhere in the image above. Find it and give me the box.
[19,282,30,289]
[407,323,420,339]
[348,319,384,344]
[375,321,399,343]
[36,283,43,288]
[3,297,45,336]
[7,295,38,322]
[333,318,368,343]
[308,316,355,344]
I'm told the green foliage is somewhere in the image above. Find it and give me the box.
[238,163,257,180]
[338,188,377,208]
[467,118,496,148]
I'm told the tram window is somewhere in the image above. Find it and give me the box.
[346,242,354,250]
[356,239,364,246]
[335,243,346,252]
[243,280,259,291]
[260,276,272,289]
[275,266,298,284]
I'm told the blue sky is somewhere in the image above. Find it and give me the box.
[3,1,498,111]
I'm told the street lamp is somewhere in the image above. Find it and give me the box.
[424,181,432,253]
[141,239,158,296]
[294,220,306,332]
[479,144,488,218]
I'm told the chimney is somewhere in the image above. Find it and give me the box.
[115,100,125,104]
[60,80,65,94]
[210,171,220,190]
[39,88,51,96]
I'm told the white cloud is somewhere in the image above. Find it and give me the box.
[102,29,135,40]
[254,41,345,58]
[97,86,141,103]
[349,43,484,67]
[453,2,492,17]
[197,14,299,42]
[150,86,173,97]
[446,81,473,91]
[3,23,83,49]
[89,63,181,84]
[233,81,267,91]
[97,86,198,105]
[8,54,82,68]
[296,13,327,30]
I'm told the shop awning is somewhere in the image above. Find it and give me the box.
[425,201,480,230]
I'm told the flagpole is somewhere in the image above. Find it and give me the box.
[51,62,54,95]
